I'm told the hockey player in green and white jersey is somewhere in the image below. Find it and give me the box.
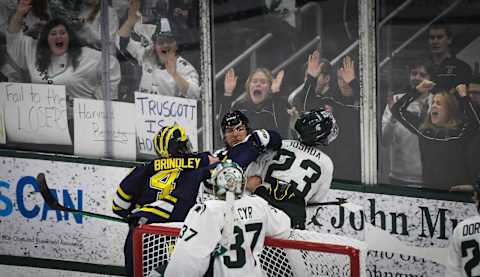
[245,108,338,229]
[445,174,480,277]
[163,160,291,277]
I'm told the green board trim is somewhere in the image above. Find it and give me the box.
[0,255,125,276]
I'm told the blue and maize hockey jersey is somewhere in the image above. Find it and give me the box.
[112,152,212,223]
[215,129,282,169]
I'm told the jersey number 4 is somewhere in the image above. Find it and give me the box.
[149,169,181,200]
[265,149,321,198]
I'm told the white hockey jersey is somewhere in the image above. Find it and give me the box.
[445,215,480,277]
[164,195,291,277]
[245,139,333,204]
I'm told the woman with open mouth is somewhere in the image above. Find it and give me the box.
[218,67,290,138]
[391,82,480,191]
[6,0,121,141]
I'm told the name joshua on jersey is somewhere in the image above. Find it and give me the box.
[288,140,323,159]
[154,158,201,171]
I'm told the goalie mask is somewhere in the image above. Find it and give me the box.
[153,124,192,158]
[295,109,339,146]
[211,160,245,200]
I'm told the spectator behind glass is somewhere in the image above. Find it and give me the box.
[291,52,361,181]
[76,0,119,52]
[7,1,121,138]
[465,77,480,187]
[116,0,200,100]
[469,76,480,108]
[0,0,48,82]
[291,50,335,113]
[166,0,198,47]
[392,84,480,190]
[428,22,472,90]
[324,55,361,181]
[381,59,433,187]
[165,0,199,69]
[218,67,290,137]
[0,0,49,38]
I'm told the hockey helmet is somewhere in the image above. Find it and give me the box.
[221,110,250,134]
[153,124,192,158]
[295,108,338,146]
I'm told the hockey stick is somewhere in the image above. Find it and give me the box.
[307,198,348,207]
[36,173,127,224]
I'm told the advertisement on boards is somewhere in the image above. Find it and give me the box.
[0,156,130,265]
[0,156,477,276]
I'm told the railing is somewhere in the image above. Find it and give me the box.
[215,1,323,81]
[214,33,273,82]
[272,36,320,75]
[295,2,323,54]
[378,0,464,67]
[331,0,414,66]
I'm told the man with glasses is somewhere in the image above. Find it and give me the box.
[202,110,282,195]
[214,110,282,169]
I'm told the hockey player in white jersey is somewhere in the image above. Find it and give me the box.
[163,160,291,277]
[445,174,480,277]
[245,108,338,229]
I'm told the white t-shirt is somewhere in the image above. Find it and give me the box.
[245,139,333,204]
[164,195,291,277]
[6,30,121,118]
[445,215,480,277]
[116,33,200,100]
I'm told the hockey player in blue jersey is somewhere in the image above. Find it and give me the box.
[113,123,218,277]
[200,110,282,194]
[215,110,282,169]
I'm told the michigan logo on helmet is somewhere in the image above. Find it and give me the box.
[295,109,339,146]
[210,160,245,200]
[153,124,192,157]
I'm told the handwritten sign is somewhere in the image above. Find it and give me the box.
[0,83,71,145]
[73,99,136,160]
[135,92,198,157]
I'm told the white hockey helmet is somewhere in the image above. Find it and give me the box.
[211,160,245,199]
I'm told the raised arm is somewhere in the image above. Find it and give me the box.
[456,84,480,132]
[390,91,423,136]
[216,68,237,120]
[165,52,200,99]
[8,0,32,33]
[118,0,140,39]
[293,50,322,110]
